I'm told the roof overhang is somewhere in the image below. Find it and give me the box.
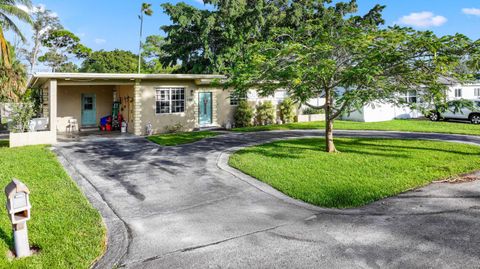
[27,72,227,88]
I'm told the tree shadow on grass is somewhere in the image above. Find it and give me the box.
[236,138,480,160]
[0,140,8,148]
[0,226,13,253]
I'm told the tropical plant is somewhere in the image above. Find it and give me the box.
[138,3,153,73]
[0,0,32,66]
[255,101,275,126]
[0,45,27,101]
[279,98,296,123]
[8,100,34,133]
[234,100,253,127]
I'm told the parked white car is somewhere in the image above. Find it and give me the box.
[429,99,480,124]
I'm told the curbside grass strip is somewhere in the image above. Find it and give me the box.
[53,146,130,269]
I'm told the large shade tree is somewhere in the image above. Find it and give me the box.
[0,0,32,66]
[20,5,61,73]
[80,49,141,73]
[160,0,290,73]
[142,35,177,73]
[226,0,479,152]
[38,29,90,72]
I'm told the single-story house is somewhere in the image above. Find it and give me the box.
[21,72,324,147]
[27,73,236,138]
[342,81,480,122]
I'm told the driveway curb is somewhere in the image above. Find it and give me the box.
[53,146,130,269]
[216,130,480,215]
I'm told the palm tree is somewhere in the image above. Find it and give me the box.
[138,3,153,73]
[0,0,32,67]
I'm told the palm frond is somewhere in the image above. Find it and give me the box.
[0,13,27,42]
[0,4,32,24]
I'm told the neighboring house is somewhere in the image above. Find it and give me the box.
[342,81,480,122]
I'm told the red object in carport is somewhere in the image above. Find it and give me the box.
[106,124,112,131]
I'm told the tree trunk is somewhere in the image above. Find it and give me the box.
[325,117,336,152]
[324,87,337,153]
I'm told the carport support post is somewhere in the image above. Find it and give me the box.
[48,79,57,137]
[133,80,142,136]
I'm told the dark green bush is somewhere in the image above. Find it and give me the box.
[234,100,254,127]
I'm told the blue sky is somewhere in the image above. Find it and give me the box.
[9,0,480,63]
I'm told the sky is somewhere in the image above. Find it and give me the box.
[7,0,480,71]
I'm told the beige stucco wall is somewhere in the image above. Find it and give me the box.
[10,131,57,148]
[42,79,236,136]
[213,88,235,128]
[137,81,235,135]
[57,85,114,132]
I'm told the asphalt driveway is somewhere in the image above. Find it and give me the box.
[54,130,480,269]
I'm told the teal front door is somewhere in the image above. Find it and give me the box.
[81,94,96,126]
[198,92,212,126]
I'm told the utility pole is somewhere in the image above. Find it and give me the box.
[138,3,153,74]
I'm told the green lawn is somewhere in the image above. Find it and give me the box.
[0,143,105,268]
[233,119,480,136]
[147,131,220,146]
[229,138,480,208]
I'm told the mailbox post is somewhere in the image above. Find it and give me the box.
[5,179,31,258]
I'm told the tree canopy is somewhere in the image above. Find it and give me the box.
[38,29,90,72]
[142,35,177,73]
[20,5,61,73]
[80,49,141,73]
[160,0,292,73]
[224,0,480,152]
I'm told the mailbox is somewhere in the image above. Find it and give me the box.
[5,179,31,225]
[5,179,31,258]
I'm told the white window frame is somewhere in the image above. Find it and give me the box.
[474,88,480,97]
[229,92,246,106]
[400,90,417,103]
[454,88,462,98]
[155,87,186,114]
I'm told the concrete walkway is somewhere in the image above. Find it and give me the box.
[54,130,480,269]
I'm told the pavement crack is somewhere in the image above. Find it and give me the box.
[120,222,291,268]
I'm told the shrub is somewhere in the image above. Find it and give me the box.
[234,100,254,127]
[279,98,296,123]
[8,102,35,133]
[302,107,325,115]
[165,123,184,133]
[255,101,275,125]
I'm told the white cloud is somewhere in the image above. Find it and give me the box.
[16,4,30,13]
[462,8,480,16]
[397,11,447,27]
[16,3,57,17]
[94,38,106,44]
